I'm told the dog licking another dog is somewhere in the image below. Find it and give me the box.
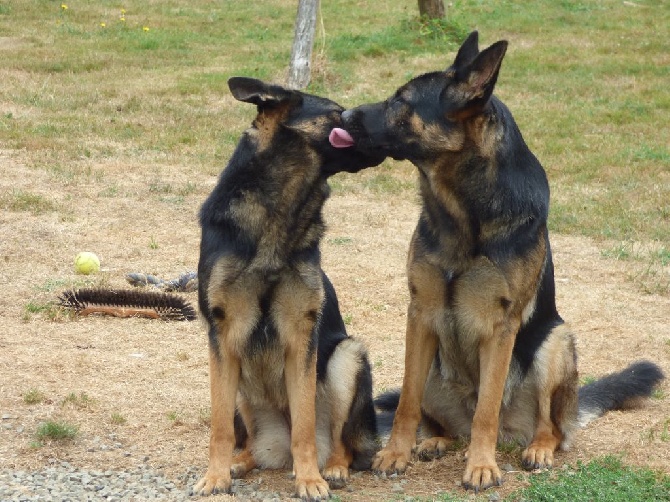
[194,32,664,500]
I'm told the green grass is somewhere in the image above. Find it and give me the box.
[166,410,184,426]
[62,392,95,409]
[509,456,670,502]
[328,236,353,246]
[663,419,670,443]
[35,420,79,441]
[25,279,94,320]
[23,388,46,405]
[327,16,468,64]
[198,407,211,426]
[363,173,415,195]
[600,242,670,295]
[24,301,51,314]
[641,418,670,445]
[23,300,64,321]
[2,0,666,249]
[0,190,58,215]
[110,412,127,425]
[579,375,597,386]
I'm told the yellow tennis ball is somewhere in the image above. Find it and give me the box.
[74,251,100,275]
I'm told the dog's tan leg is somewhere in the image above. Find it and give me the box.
[322,390,353,489]
[372,321,437,474]
[285,346,330,500]
[193,345,241,496]
[522,324,577,469]
[522,412,561,470]
[231,398,258,478]
[373,261,441,474]
[453,258,520,492]
[521,374,562,470]
[322,337,367,489]
[194,268,262,496]
[463,327,516,491]
[231,448,257,479]
[274,271,329,500]
[322,430,353,489]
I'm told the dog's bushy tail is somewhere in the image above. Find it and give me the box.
[375,390,401,412]
[578,360,664,427]
[374,391,400,437]
[375,361,664,430]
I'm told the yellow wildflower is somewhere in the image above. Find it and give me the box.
[143,26,150,32]
[61,3,68,9]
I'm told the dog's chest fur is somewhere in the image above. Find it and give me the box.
[201,140,330,408]
[223,137,328,271]
[238,332,291,409]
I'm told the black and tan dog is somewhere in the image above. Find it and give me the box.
[194,77,385,499]
[330,31,664,491]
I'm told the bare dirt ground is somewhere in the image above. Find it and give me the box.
[1,151,668,500]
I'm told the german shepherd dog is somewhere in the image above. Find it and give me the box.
[194,77,385,499]
[329,32,664,491]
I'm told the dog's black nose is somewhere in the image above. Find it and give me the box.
[341,109,353,122]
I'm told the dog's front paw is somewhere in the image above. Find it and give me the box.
[372,446,412,475]
[192,470,232,496]
[295,475,330,501]
[462,455,502,492]
[416,436,452,461]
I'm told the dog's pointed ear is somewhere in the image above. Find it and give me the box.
[228,77,296,107]
[465,40,507,101]
[450,31,480,69]
[444,39,508,117]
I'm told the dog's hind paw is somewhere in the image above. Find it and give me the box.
[323,464,349,489]
[522,432,558,470]
[192,471,232,496]
[521,444,554,470]
[231,449,256,478]
[372,447,412,475]
[416,436,452,461]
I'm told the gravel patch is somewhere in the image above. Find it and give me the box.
[0,463,286,501]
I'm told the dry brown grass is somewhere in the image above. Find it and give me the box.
[1,148,668,500]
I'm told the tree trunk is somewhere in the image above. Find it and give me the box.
[418,0,445,19]
[287,0,319,89]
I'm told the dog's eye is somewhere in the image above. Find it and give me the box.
[387,96,402,109]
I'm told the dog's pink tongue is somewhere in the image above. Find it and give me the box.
[329,128,355,148]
